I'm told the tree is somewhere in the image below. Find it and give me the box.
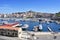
[56,12,60,17]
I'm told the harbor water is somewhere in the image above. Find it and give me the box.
[0,18,60,32]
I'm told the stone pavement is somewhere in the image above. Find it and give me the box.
[0,34,60,40]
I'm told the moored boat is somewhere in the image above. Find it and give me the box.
[0,22,22,37]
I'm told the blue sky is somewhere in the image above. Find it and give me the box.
[0,0,60,14]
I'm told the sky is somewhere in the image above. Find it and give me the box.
[0,0,60,14]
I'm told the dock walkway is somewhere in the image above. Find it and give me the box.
[0,32,60,40]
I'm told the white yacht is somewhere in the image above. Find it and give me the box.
[22,24,29,30]
[39,24,43,30]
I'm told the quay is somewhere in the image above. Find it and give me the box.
[0,32,60,40]
[0,18,53,22]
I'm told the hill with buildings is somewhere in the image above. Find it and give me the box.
[0,10,54,19]
[52,12,60,21]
